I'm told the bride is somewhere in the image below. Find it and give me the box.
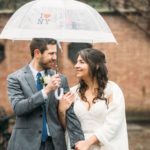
[59,48,129,150]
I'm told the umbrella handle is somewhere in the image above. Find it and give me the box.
[54,88,64,100]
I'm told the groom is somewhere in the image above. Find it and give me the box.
[7,38,84,150]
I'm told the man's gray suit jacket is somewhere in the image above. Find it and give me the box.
[7,65,84,150]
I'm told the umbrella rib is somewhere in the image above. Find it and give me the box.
[18,1,38,28]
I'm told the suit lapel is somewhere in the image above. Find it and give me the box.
[24,65,37,93]
[23,67,57,111]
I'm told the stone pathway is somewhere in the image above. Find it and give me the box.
[128,123,150,150]
[2,120,150,150]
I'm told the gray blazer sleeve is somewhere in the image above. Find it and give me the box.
[7,73,45,117]
[66,105,85,149]
[60,75,84,149]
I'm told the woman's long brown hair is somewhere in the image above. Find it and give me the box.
[76,48,108,108]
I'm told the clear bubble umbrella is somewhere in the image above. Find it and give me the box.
[0,0,116,43]
[0,0,117,100]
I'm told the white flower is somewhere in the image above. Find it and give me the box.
[43,75,51,85]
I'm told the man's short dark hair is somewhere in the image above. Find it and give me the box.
[30,38,57,58]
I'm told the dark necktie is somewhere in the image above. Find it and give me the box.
[36,72,48,142]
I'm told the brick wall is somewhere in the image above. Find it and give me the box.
[0,13,150,116]
[60,14,150,115]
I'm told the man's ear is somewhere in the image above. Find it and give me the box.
[34,49,41,57]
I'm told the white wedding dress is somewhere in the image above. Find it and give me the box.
[67,81,129,150]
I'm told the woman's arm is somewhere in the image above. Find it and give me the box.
[94,82,126,145]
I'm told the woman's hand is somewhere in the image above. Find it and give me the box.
[58,91,75,128]
[58,91,75,112]
[75,135,99,150]
[75,140,91,150]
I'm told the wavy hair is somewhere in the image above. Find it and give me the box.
[77,48,108,107]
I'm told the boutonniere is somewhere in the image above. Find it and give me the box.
[40,75,51,86]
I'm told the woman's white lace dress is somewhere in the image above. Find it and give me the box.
[67,81,129,150]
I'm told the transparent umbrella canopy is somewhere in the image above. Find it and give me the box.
[0,0,116,43]
[0,0,117,99]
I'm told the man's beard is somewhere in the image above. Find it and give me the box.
[39,60,56,70]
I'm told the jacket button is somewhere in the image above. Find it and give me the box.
[38,130,42,134]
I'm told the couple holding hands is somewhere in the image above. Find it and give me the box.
[7,38,128,150]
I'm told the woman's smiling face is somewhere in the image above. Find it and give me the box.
[74,55,89,80]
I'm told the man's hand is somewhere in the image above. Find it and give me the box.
[44,74,61,95]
